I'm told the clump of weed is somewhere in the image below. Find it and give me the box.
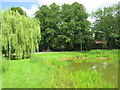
[51,59,69,68]
[29,54,43,63]
[70,69,114,88]
[74,52,83,58]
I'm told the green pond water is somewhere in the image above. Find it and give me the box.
[68,60,118,87]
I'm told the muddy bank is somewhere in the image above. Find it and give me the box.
[59,57,111,60]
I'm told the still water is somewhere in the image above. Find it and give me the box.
[68,60,118,87]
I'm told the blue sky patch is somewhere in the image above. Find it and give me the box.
[2,2,39,10]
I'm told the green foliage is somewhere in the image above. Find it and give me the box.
[11,7,26,16]
[35,2,93,51]
[92,4,120,49]
[2,10,41,59]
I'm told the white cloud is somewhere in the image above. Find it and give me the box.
[87,17,96,23]
[21,0,119,21]
[37,0,119,13]
[21,4,39,17]
[2,0,37,2]
[37,0,119,22]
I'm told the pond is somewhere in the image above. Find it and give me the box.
[68,60,118,87]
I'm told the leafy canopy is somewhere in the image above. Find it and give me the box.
[2,10,41,59]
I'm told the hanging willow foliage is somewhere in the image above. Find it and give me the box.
[2,10,41,60]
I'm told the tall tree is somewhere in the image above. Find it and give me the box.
[35,2,93,51]
[92,4,120,49]
[60,2,92,50]
[35,3,61,51]
[2,10,41,59]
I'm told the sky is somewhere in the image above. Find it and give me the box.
[1,0,119,22]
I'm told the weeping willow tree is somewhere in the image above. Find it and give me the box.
[2,10,41,60]
[0,9,2,90]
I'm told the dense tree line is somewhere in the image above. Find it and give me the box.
[1,2,119,60]
[35,2,119,51]
[92,4,120,49]
[1,10,41,59]
[35,2,94,51]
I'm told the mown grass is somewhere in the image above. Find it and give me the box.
[2,49,118,88]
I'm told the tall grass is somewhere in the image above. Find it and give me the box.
[87,49,118,59]
[69,69,114,88]
[2,49,118,88]
[74,49,119,62]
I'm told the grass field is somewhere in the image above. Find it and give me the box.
[2,49,119,88]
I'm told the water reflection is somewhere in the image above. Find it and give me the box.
[69,60,118,87]
[91,62,108,70]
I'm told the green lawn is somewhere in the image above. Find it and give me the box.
[2,49,118,88]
